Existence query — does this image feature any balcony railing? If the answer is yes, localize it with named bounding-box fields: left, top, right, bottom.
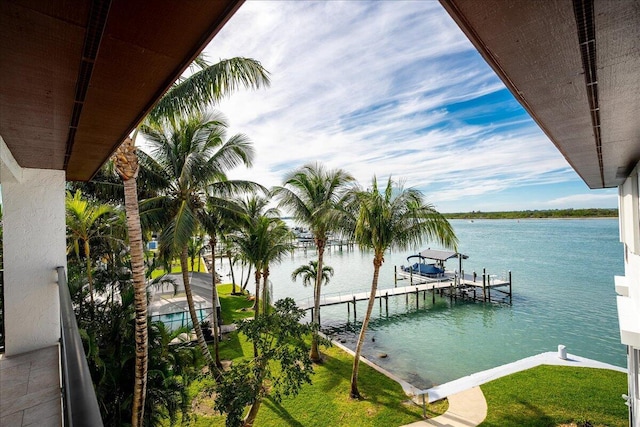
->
left=57, top=266, right=104, bottom=427
left=0, top=269, right=4, bottom=353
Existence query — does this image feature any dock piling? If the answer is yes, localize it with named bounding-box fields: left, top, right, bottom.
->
left=509, top=270, right=513, bottom=305
left=385, top=292, right=389, bottom=316
left=482, top=268, right=487, bottom=302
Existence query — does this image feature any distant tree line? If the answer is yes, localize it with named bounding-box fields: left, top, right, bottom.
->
left=444, top=208, right=618, bottom=219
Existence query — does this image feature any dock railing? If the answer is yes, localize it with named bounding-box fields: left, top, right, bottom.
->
left=57, top=266, right=104, bottom=427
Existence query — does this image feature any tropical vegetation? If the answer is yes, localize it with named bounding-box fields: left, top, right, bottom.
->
left=139, top=108, right=258, bottom=367
left=347, top=177, right=457, bottom=399
left=273, top=163, right=355, bottom=362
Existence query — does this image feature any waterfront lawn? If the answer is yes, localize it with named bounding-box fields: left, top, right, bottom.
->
left=183, top=285, right=446, bottom=426
left=150, top=256, right=207, bottom=278
left=480, top=365, right=628, bottom=427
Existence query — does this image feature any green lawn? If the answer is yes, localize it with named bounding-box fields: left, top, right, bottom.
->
left=182, top=285, right=445, bottom=426
left=150, top=256, right=207, bottom=279
left=480, top=365, right=628, bottom=427
left=172, top=288, right=629, bottom=426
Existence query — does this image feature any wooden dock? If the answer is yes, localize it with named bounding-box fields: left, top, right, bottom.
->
left=293, top=238, right=355, bottom=252
left=298, top=269, right=512, bottom=323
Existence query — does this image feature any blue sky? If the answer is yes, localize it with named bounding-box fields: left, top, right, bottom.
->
left=202, top=1, right=617, bottom=213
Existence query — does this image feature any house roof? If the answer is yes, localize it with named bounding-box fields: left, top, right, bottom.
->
left=440, top=0, right=640, bottom=189
left=0, top=0, right=242, bottom=181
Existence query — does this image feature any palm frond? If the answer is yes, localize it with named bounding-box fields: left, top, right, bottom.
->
left=150, top=57, right=270, bottom=121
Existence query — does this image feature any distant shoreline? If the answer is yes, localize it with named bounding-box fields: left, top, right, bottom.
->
left=443, top=208, right=618, bottom=220
left=446, top=216, right=617, bottom=220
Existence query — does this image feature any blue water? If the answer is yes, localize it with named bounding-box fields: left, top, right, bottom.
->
left=267, top=219, right=625, bottom=388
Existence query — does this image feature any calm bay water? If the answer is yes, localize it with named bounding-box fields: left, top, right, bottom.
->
left=265, top=219, right=625, bottom=389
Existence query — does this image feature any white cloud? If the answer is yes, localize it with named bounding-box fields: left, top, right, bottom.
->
left=185, top=1, right=592, bottom=211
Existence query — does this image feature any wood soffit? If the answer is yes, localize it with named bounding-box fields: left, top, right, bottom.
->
left=0, top=0, right=242, bottom=181
left=440, top=0, right=640, bottom=189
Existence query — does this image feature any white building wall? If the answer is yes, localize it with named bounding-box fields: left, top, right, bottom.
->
left=617, top=164, right=640, bottom=426
left=1, top=162, right=66, bottom=356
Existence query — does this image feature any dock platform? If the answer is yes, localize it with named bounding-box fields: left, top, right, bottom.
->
left=298, top=269, right=512, bottom=323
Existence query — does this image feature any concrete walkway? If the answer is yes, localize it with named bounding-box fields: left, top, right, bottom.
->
left=403, top=386, right=487, bottom=427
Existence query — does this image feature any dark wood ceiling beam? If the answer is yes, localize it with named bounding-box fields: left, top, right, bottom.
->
left=64, top=0, right=112, bottom=170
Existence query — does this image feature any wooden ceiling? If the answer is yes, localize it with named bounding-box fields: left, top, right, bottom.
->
left=0, top=0, right=242, bottom=181
left=441, top=0, right=640, bottom=189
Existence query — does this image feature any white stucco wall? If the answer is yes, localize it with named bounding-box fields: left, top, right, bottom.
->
left=619, top=166, right=640, bottom=305
left=1, top=164, right=66, bottom=356
left=617, top=164, right=640, bottom=426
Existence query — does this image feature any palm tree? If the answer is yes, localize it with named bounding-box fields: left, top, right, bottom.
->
left=65, top=189, right=119, bottom=307
left=291, top=260, right=334, bottom=288
left=257, top=217, right=294, bottom=314
left=201, top=201, right=244, bottom=371
left=111, top=55, right=268, bottom=426
left=113, top=136, right=149, bottom=426
left=230, top=195, right=280, bottom=315
left=231, top=198, right=293, bottom=365
left=272, top=163, right=355, bottom=362
left=140, top=110, right=256, bottom=367
left=349, top=177, right=458, bottom=399
left=187, top=231, right=207, bottom=272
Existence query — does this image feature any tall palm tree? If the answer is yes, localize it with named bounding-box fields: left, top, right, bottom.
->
left=201, top=199, right=247, bottom=370
left=348, top=177, right=458, bottom=399
left=140, top=110, right=256, bottom=366
left=257, top=217, right=294, bottom=314
left=291, top=260, right=334, bottom=288
left=65, top=189, right=119, bottom=306
left=273, top=163, right=355, bottom=362
left=187, top=230, right=207, bottom=272
left=111, top=55, right=268, bottom=426
left=113, top=136, right=149, bottom=426
left=230, top=195, right=284, bottom=317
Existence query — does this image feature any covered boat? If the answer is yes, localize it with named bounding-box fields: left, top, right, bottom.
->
left=402, top=249, right=468, bottom=278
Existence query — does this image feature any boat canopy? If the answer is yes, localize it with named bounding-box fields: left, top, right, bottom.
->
left=410, top=249, right=468, bottom=262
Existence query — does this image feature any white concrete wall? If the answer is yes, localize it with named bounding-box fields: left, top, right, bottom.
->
left=1, top=163, right=66, bottom=356
left=617, top=163, right=640, bottom=426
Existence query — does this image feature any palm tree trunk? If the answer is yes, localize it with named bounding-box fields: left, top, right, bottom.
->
left=350, top=255, right=383, bottom=399
left=252, top=267, right=261, bottom=359
left=85, top=240, right=94, bottom=307
left=227, top=249, right=237, bottom=294
left=253, top=268, right=261, bottom=315
left=243, top=263, right=252, bottom=292
left=114, top=138, right=148, bottom=427
left=180, top=246, right=214, bottom=365
left=261, top=267, right=269, bottom=314
left=123, top=177, right=148, bottom=427
left=209, top=240, right=223, bottom=372
left=310, top=239, right=325, bottom=362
